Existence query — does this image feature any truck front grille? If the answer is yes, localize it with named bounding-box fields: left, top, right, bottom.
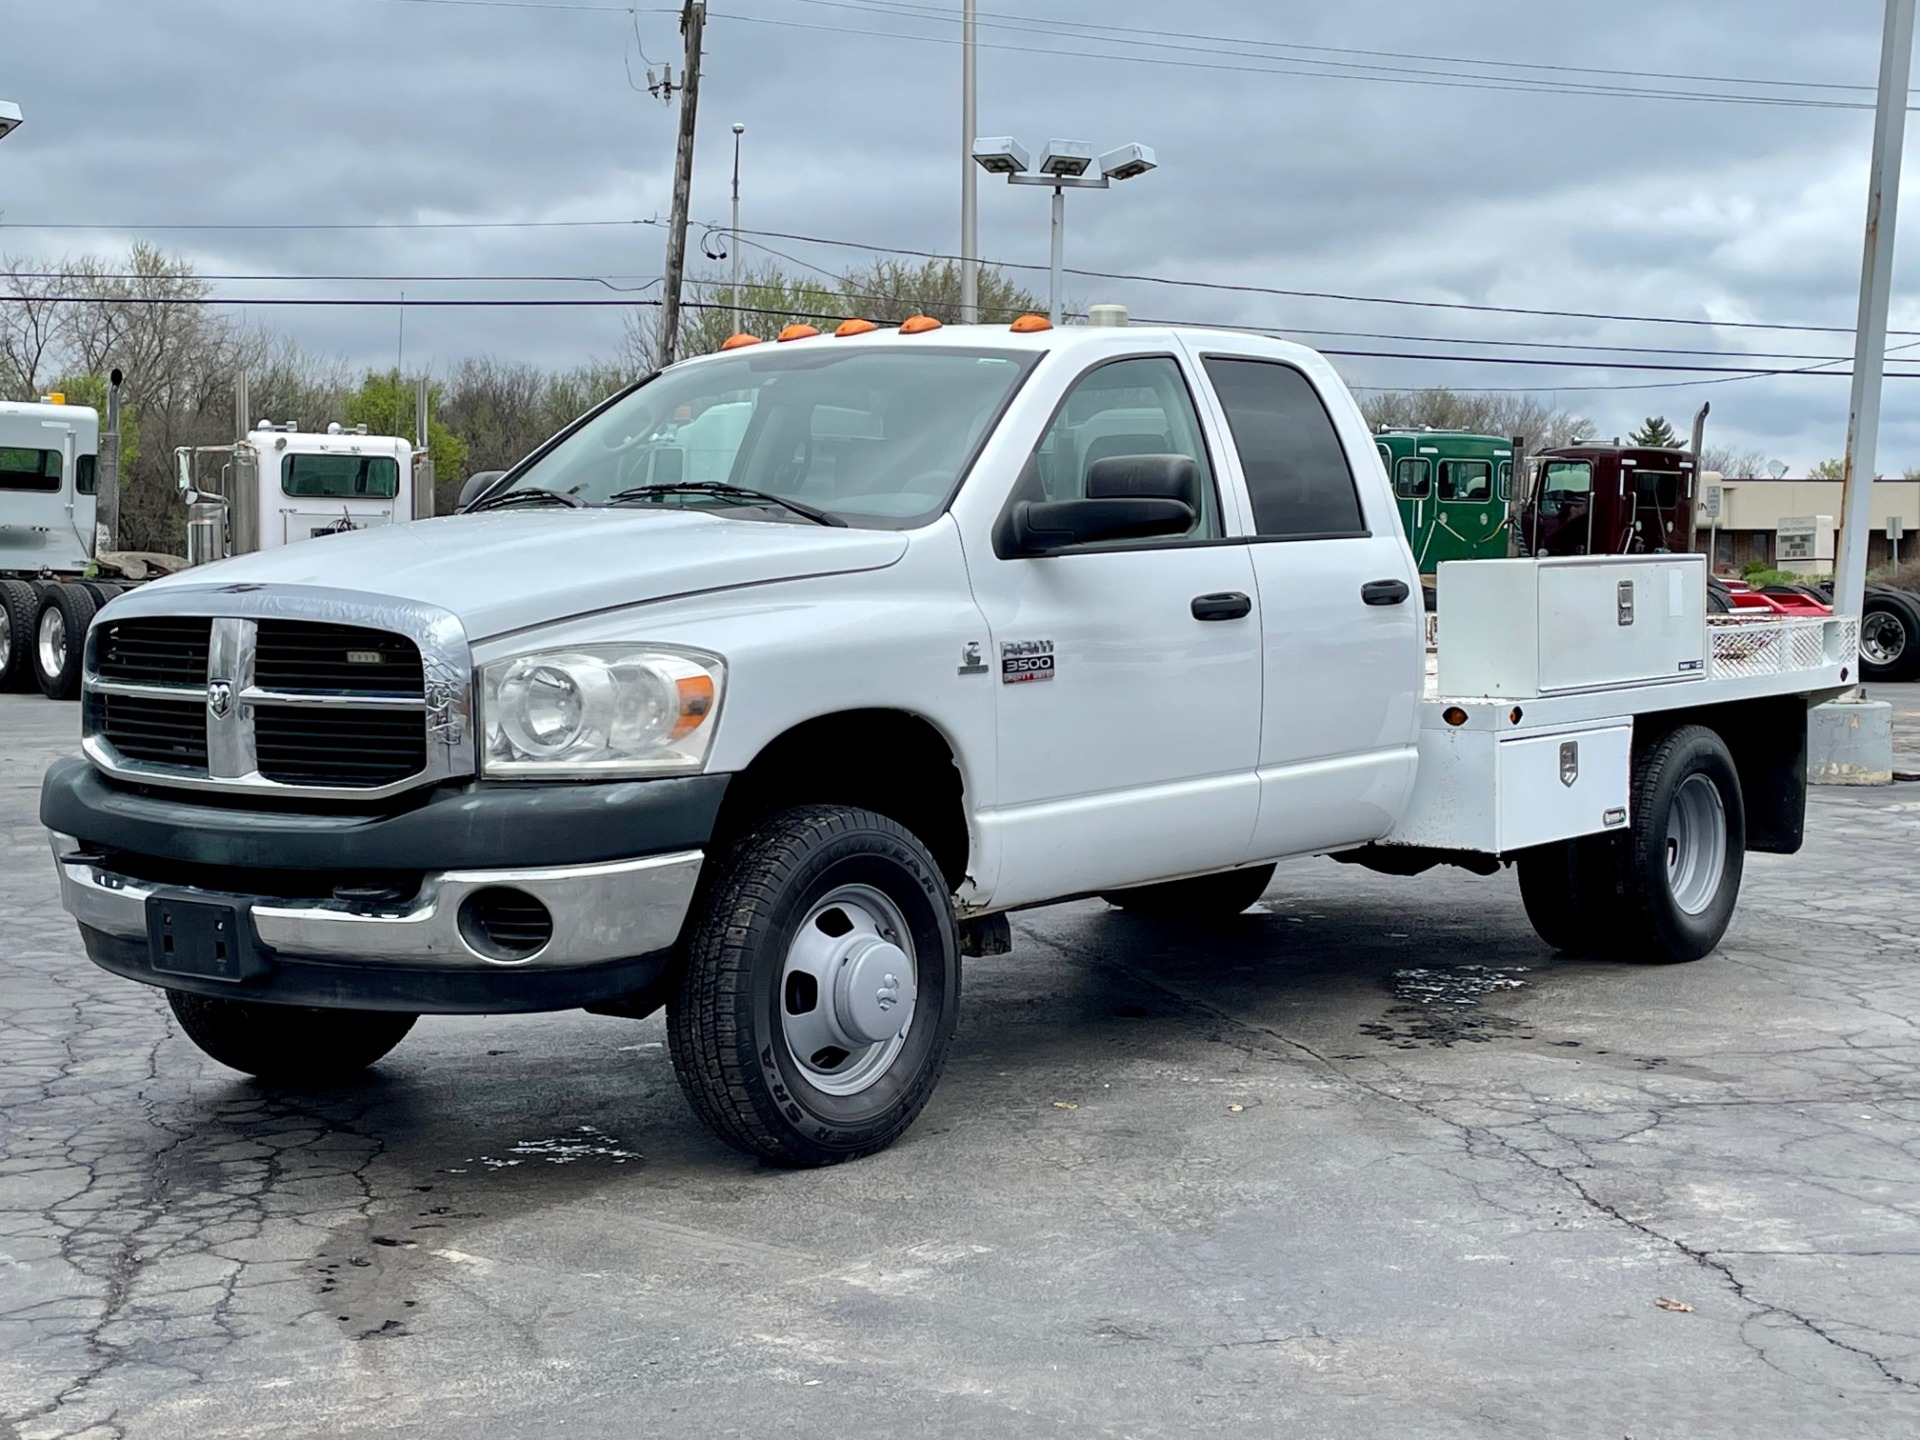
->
left=86, top=613, right=456, bottom=798
left=95, top=693, right=210, bottom=768
left=254, top=621, right=426, bottom=695
left=255, top=706, right=428, bottom=786
left=94, top=617, right=213, bottom=684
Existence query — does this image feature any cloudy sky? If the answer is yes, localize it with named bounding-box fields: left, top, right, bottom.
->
left=3, top=0, right=1919, bottom=471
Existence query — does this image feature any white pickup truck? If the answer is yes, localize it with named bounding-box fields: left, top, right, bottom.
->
left=41, top=316, right=1857, bottom=1166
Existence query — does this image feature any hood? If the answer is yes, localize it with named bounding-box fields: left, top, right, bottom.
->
left=143, top=508, right=909, bottom=638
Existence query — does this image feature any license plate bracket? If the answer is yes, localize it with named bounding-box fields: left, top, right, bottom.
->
left=146, top=895, right=262, bottom=983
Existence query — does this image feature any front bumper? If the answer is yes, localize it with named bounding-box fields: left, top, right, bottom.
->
left=41, top=758, right=729, bottom=1013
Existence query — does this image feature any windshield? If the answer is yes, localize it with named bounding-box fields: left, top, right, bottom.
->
left=284, top=453, right=399, bottom=499
left=1540, top=460, right=1592, bottom=498
left=495, top=346, right=1036, bottom=527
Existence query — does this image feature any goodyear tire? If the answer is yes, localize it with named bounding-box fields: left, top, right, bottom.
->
left=667, top=805, right=960, bottom=1167
left=0, top=578, right=38, bottom=693
left=1102, top=863, right=1276, bottom=918
left=33, top=583, right=95, bottom=700
left=167, top=992, right=416, bottom=1081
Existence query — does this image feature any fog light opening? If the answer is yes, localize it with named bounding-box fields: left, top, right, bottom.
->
left=457, top=887, right=555, bottom=962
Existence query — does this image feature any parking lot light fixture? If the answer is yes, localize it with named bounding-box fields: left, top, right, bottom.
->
left=972, top=134, right=1157, bottom=326
left=0, top=101, right=23, bottom=142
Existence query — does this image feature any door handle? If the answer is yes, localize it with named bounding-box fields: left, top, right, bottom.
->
left=1191, top=591, right=1253, bottom=621
left=1361, top=579, right=1411, bottom=607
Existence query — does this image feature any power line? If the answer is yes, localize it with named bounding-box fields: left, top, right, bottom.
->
left=784, top=0, right=1892, bottom=98
left=710, top=7, right=1890, bottom=112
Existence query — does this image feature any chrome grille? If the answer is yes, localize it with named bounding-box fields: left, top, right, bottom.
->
left=95, top=617, right=213, bottom=684
left=83, top=594, right=471, bottom=802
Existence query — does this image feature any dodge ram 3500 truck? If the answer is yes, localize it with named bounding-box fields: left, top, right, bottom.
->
left=41, top=316, right=1858, bottom=1167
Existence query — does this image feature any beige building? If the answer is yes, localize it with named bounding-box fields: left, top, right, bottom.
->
left=1695, top=477, right=1917, bottom=575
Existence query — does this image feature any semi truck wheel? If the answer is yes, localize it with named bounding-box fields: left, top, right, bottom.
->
left=0, top=579, right=38, bottom=692
left=667, top=805, right=960, bottom=1167
left=167, top=992, right=417, bottom=1081
left=1860, top=589, right=1920, bottom=682
left=1102, top=864, right=1276, bottom=918
left=33, top=583, right=96, bottom=700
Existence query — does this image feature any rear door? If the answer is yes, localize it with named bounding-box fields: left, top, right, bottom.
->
left=1187, top=346, right=1423, bottom=860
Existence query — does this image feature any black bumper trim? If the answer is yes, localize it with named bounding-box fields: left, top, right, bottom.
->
left=80, top=924, right=675, bottom=1015
left=42, top=754, right=729, bottom=873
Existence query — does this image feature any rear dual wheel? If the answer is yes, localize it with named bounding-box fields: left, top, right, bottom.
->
left=0, top=579, right=37, bottom=692
left=1860, top=589, right=1920, bottom=682
left=1518, top=724, right=1744, bottom=963
left=33, top=582, right=96, bottom=700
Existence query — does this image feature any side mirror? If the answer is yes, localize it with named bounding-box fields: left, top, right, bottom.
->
left=1011, top=496, right=1195, bottom=553
left=458, top=470, right=507, bottom=510
left=174, top=448, right=193, bottom=493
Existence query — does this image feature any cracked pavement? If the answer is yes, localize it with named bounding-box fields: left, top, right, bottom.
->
left=4, top=687, right=1919, bottom=1438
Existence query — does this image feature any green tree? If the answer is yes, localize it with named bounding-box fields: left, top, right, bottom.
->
left=1810, top=457, right=1846, bottom=479
left=343, top=369, right=469, bottom=510
left=1629, top=415, right=1681, bottom=448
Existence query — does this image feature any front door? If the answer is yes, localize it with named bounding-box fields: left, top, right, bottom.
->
left=1189, top=351, right=1423, bottom=861
left=964, top=355, right=1263, bottom=908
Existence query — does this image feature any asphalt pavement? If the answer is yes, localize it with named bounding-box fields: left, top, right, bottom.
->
left=4, top=690, right=1919, bottom=1439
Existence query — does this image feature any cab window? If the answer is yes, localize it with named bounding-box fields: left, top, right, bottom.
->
left=1021, top=356, right=1222, bottom=542
left=0, top=446, right=62, bottom=494
left=1438, top=459, right=1492, bottom=502
left=1202, top=358, right=1366, bottom=539
left=282, top=454, right=400, bottom=499
left=1394, top=457, right=1430, bottom=499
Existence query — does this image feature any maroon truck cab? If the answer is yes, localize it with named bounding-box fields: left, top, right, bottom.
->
left=1514, top=443, right=1698, bottom=557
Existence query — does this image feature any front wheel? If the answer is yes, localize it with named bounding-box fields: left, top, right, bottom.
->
left=167, top=991, right=417, bottom=1081
left=667, top=806, right=960, bottom=1167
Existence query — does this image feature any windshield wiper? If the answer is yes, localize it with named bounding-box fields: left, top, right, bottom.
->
left=465, top=486, right=587, bottom=513
left=608, top=482, right=847, bottom=528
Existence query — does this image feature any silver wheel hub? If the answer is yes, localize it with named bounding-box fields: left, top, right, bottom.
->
left=37, top=606, right=67, bottom=678
left=780, top=884, right=918, bottom=1097
left=1862, top=610, right=1907, bottom=664
left=1665, top=772, right=1728, bottom=917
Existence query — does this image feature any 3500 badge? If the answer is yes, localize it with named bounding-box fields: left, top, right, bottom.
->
left=1000, top=639, right=1054, bottom=684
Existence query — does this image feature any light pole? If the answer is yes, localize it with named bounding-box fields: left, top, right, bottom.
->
left=971, top=138, right=1155, bottom=326
left=0, top=100, right=22, bottom=141
left=730, top=122, right=745, bottom=332
left=959, top=0, right=978, bottom=323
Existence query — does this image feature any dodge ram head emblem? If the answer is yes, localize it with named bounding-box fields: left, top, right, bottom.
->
left=206, top=679, right=234, bottom=719
left=1559, top=740, right=1579, bottom=787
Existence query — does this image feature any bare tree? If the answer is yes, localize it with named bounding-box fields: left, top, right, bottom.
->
left=1357, top=387, right=1594, bottom=450
left=0, top=254, right=77, bottom=400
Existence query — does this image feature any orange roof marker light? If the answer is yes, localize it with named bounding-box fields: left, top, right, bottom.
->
left=1009, top=314, right=1053, bottom=333
left=834, top=318, right=879, bottom=337
left=777, top=323, right=821, bottom=342
left=720, top=332, right=762, bottom=350
left=898, top=314, right=943, bottom=334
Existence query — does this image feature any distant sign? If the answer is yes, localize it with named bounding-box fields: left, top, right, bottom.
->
left=1777, top=514, right=1834, bottom=565
left=1890, top=515, right=1905, bottom=542
left=1702, top=483, right=1722, bottom=520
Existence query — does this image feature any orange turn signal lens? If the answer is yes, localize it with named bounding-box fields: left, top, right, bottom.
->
left=899, top=314, right=942, bottom=334
left=1009, top=314, right=1052, bottom=333
left=777, top=323, right=820, bottom=342
left=670, top=674, right=716, bottom=741
left=1442, top=707, right=1469, bottom=728
left=720, top=332, right=762, bottom=350
left=834, top=318, right=879, bottom=336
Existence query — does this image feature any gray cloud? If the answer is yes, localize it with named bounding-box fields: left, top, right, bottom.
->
left=2, top=0, right=1917, bottom=470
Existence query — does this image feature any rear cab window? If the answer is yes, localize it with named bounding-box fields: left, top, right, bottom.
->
left=1199, top=358, right=1367, bottom=539
left=283, top=454, right=400, bottom=499
left=0, top=446, right=63, bottom=494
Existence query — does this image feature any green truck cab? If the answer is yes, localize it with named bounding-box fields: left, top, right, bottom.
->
left=1373, top=429, right=1515, bottom=575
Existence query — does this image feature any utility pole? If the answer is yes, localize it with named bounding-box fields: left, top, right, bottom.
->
left=1835, top=0, right=1916, bottom=617
left=959, top=0, right=979, bottom=323
left=658, top=0, right=706, bottom=368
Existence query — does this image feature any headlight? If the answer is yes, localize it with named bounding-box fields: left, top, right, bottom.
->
left=481, top=646, right=724, bottom=777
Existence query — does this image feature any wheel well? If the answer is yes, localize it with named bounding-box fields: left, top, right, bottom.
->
left=1636, top=696, right=1808, bottom=854
left=714, top=710, right=971, bottom=890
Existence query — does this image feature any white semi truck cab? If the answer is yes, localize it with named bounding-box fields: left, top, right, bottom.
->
left=1, top=391, right=427, bottom=699
left=39, top=318, right=1856, bottom=1166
